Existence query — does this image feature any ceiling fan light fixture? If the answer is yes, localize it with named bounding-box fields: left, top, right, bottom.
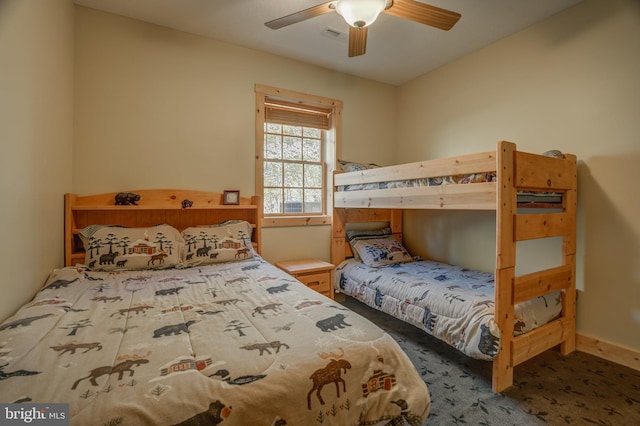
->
left=336, top=0, right=387, bottom=28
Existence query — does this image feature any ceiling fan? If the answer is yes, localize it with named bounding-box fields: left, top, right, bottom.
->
left=265, top=0, right=461, bottom=57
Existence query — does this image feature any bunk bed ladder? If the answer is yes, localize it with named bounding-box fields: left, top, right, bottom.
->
left=493, top=141, right=577, bottom=393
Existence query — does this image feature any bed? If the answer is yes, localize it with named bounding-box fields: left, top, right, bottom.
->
left=0, top=190, right=430, bottom=426
left=332, top=141, right=577, bottom=392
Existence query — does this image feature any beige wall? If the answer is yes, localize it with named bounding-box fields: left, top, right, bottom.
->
left=73, top=7, right=396, bottom=264
left=2, top=0, right=636, bottom=355
left=397, top=0, right=640, bottom=351
left=0, top=0, right=74, bottom=322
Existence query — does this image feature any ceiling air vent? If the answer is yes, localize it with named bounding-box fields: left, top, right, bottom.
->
left=321, top=27, right=348, bottom=43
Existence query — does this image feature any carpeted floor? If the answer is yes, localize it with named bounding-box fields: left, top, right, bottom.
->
left=340, top=296, right=640, bottom=426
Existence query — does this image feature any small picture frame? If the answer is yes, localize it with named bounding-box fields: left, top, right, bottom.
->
left=223, top=190, right=240, bottom=205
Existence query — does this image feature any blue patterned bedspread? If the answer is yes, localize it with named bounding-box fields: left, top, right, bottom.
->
left=335, top=259, right=562, bottom=361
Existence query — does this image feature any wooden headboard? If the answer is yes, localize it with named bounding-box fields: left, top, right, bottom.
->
left=331, top=207, right=403, bottom=267
left=65, top=189, right=262, bottom=267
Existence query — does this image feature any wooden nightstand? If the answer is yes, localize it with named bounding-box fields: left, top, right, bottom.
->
left=275, top=259, right=335, bottom=300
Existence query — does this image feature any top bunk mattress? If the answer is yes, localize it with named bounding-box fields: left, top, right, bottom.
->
left=334, top=147, right=571, bottom=207
left=335, top=259, right=563, bottom=361
left=336, top=170, right=562, bottom=205
left=337, top=170, right=496, bottom=192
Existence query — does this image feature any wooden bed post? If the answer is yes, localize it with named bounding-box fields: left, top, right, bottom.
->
left=251, top=195, right=263, bottom=255
left=64, top=193, right=76, bottom=267
left=390, top=209, right=402, bottom=236
left=493, top=141, right=517, bottom=392
left=560, top=154, right=578, bottom=355
left=332, top=208, right=346, bottom=267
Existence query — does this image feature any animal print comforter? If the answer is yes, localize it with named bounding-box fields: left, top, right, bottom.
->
left=0, top=258, right=429, bottom=425
left=335, top=259, right=563, bottom=361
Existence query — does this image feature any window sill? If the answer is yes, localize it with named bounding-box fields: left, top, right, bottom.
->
left=262, top=215, right=332, bottom=228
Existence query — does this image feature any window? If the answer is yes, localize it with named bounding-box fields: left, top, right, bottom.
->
left=264, top=123, right=323, bottom=215
left=255, top=85, right=342, bottom=227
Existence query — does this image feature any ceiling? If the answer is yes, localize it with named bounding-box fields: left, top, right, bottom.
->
left=74, top=0, right=583, bottom=86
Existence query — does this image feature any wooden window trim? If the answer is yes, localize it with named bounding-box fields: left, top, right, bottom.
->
left=255, top=84, right=342, bottom=228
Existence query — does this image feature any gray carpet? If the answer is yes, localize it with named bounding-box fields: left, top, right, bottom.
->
left=340, top=296, right=640, bottom=426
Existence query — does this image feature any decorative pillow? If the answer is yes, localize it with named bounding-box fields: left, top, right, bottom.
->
left=346, top=227, right=392, bottom=242
left=78, top=224, right=124, bottom=250
left=181, top=221, right=254, bottom=266
left=83, top=224, right=184, bottom=271
left=338, top=159, right=380, bottom=173
left=350, top=236, right=414, bottom=267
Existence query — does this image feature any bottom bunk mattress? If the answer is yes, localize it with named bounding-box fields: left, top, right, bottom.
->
left=335, top=259, right=562, bottom=361
left=0, top=258, right=429, bottom=426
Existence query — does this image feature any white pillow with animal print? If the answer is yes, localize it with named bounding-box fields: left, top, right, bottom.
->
left=181, top=221, right=254, bottom=266
left=350, top=235, right=415, bottom=267
left=83, top=224, right=184, bottom=271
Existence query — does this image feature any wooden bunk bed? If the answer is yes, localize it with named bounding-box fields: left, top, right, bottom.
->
left=331, top=140, right=577, bottom=392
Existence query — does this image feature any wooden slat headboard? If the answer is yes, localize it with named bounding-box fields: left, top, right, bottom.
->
left=64, top=189, right=262, bottom=267
left=331, top=207, right=403, bottom=267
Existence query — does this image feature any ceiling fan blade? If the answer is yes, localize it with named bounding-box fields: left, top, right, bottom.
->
left=348, top=26, right=368, bottom=57
left=384, top=0, right=461, bottom=30
left=265, top=1, right=335, bottom=30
